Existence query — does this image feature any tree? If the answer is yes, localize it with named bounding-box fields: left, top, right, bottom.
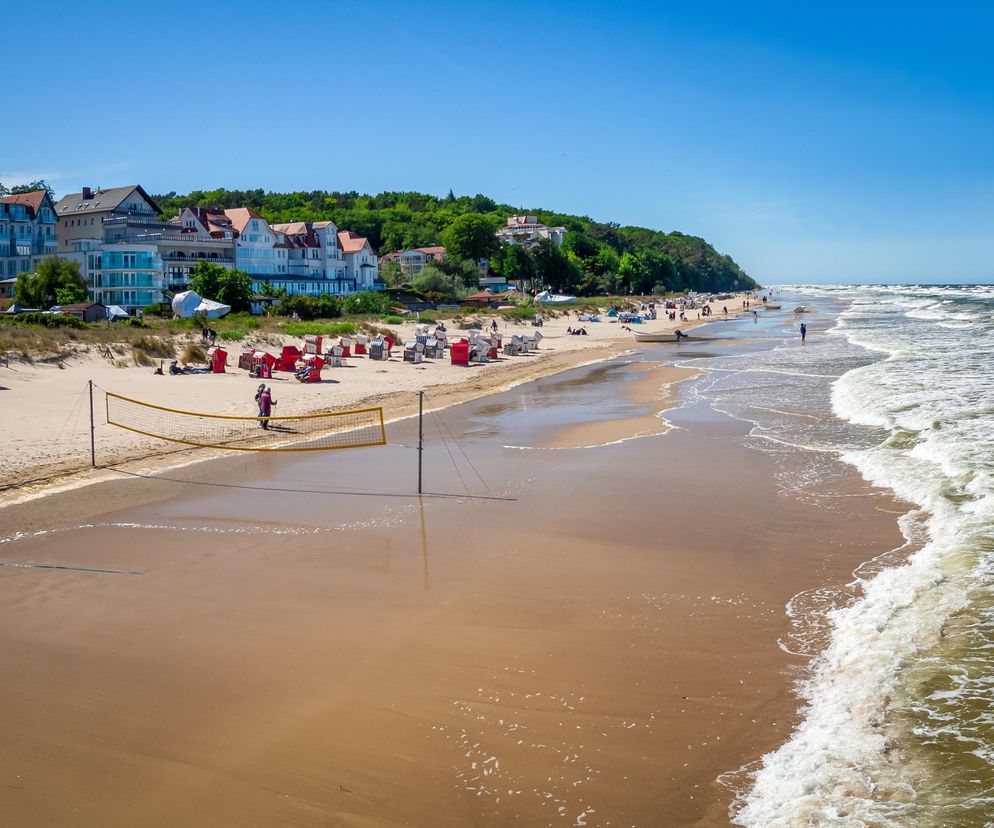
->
left=189, top=260, right=253, bottom=312
left=9, top=179, right=56, bottom=201
left=257, top=280, right=287, bottom=299
left=14, top=257, right=88, bottom=308
left=532, top=240, right=581, bottom=294
left=440, top=213, right=500, bottom=263
left=380, top=260, right=405, bottom=288
left=411, top=265, right=465, bottom=299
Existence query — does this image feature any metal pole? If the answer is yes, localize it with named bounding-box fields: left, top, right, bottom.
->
left=88, top=379, right=96, bottom=467
left=418, top=390, right=424, bottom=494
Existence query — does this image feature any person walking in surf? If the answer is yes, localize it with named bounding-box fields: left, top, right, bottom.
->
left=800, top=322, right=807, bottom=343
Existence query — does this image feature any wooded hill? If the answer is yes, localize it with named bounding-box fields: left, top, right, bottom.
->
left=153, top=189, right=759, bottom=296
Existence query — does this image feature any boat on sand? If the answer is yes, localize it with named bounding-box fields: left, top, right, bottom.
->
left=764, top=303, right=782, bottom=310
left=631, top=330, right=705, bottom=343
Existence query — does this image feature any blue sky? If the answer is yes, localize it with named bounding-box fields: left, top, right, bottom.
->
left=5, top=1, right=993, bottom=284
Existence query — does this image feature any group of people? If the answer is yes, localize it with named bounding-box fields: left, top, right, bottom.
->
left=201, top=325, right=218, bottom=346
left=565, top=326, right=588, bottom=336
left=254, top=384, right=277, bottom=428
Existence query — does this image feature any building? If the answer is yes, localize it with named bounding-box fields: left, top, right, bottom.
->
left=77, top=244, right=165, bottom=311
left=54, top=186, right=161, bottom=253
left=0, top=190, right=59, bottom=278
left=58, top=302, right=107, bottom=323
left=379, top=246, right=447, bottom=279
left=496, top=215, right=567, bottom=248
left=338, top=230, right=382, bottom=291
left=0, top=277, right=16, bottom=300
left=270, top=221, right=352, bottom=295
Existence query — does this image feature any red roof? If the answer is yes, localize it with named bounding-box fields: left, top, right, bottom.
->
left=1, top=190, right=47, bottom=216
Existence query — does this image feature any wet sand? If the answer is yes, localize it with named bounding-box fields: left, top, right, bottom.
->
left=0, top=323, right=906, bottom=826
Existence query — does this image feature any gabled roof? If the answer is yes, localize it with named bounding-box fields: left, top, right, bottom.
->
left=223, top=207, right=266, bottom=234
left=54, top=185, right=160, bottom=216
left=1, top=190, right=50, bottom=216
left=338, top=230, right=375, bottom=255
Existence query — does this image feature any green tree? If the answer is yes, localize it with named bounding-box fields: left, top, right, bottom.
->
left=440, top=213, right=500, bottom=263
left=14, top=257, right=88, bottom=308
left=189, top=260, right=253, bottom=312
left=342, top=291, right=393, bottom=315
left=411, top=265, right=465, bottom=299
left=257, top=280, right=288, bottom=299
left=532, top=240, right=581, bottom=294
left=495, top=244, right=534, bottom=282
left=9, top=179, right=56, bottom=200
left=380, top=260, right=405, bottom=288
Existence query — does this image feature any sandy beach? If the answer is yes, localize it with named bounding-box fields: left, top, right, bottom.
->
left=0, top=301, right=739, bottom=497
left=0, top=301, right=908, bottom=825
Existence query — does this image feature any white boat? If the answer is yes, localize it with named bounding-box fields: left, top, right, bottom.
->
left=793, top=305, right=807, bottom=313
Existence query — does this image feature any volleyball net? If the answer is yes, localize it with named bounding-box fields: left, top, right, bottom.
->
left=105, top=392, right=386, bottom=452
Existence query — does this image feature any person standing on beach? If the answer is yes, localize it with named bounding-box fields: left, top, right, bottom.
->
left=800, top=322, right=807, bottom=343
left=258, top=385, right=276, bottom=429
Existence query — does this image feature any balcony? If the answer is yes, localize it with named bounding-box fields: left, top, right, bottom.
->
left=161, top=252, right=234, bottom=264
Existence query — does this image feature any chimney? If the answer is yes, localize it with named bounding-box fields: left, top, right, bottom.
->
left=82, top=187, right=93, bottom=200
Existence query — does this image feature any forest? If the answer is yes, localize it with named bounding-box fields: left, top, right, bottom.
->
left=153, top=189, right=759, bottom=296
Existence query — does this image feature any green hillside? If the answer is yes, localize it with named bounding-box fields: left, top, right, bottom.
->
left=153, top=189, right=759, bottom=296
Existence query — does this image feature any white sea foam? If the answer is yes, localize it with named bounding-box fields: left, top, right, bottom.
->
left=727, top=284, right=994, bottom=825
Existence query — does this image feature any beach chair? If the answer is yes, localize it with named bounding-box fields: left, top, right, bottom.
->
left=237, top=348, right=256, bottom=371
left=368, top=338, right=387, bottom=361
left=339, top=336, right=353, bottom=358
left=275, top=345, right=303, bottom=372
left=303, top=334, right=323, bottom=355
left=354, top=334, right=368, bottom=355
left=296, top=354, right=324, bottom=382
left=206, top=346, right=227, bottom=373
left=450, top=339, right=470, bottom=366
left=328, top=344, right=344, bottom=368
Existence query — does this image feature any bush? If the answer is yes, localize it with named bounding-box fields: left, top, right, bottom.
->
left=143, top=302, right=172, bottom=317
left=416, top=313, right=436, bottom=324
left=274, top=294, right=343, bottom=320
left=499, top=306, right=536, bottom=320
left=121, top=317, right=151, bottom=329
left=5, top=312, right=85, bottom=329
left=282, top=321, right=358, bottom=337
left=132, top=335, right=175, bottom=358
left=341, top=291, right=392, bottom=315
left=381, top=315, right=404, bottom=325
left=181, top=343, right=206, bottom=364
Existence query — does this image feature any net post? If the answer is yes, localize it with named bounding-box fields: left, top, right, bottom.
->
left=418, top=390, right=424, bottom=494
left=89, top=380, right=96, bottom=467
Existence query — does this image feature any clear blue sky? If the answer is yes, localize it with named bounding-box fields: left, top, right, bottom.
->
left=6, top=1, right=993, bottom=284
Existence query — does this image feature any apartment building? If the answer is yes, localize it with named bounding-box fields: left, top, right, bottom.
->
left=379, top=246, right=447, bottom=279
left=0, top=190, right=59, bottom=278
left=54, top=185, right=161, bottom=252
left=496, top=214, right=567, bottom=248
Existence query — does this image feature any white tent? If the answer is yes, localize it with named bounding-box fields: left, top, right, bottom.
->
left=171, top=290, right=231, bottom=319
left=105, top=305, right=130, bottom=320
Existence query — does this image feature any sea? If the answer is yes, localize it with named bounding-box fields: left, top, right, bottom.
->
left=691, top=285, right=994, bottom=826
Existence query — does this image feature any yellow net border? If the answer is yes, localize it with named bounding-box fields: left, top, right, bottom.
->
left=105, top=391, right=386, bottom=453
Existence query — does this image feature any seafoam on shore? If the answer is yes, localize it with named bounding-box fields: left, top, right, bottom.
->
left=713, top=286, right=994, bottom=826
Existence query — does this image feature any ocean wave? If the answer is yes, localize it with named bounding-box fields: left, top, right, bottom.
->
left=732, top=284, right=994, bottom=825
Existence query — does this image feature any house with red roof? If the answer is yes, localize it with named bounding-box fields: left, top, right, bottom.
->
left=379, top=246, right=447, bottom=279
left=338, top=230, right=382, bottom=291
left=1, top=190, right=59, bottom=278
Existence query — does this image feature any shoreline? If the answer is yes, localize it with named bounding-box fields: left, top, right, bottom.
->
left=1, top=303, right=738, bottom=508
